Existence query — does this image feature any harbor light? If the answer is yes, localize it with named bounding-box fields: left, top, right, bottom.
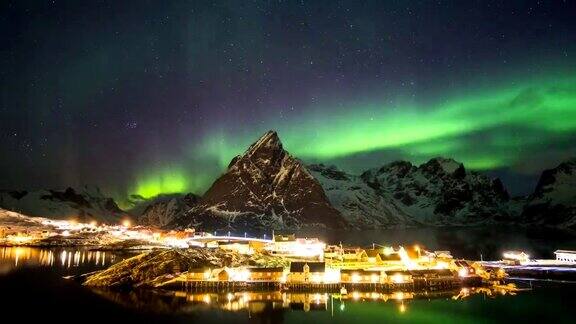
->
left=203, top=269, right=211, bottom=280
left=503, top=251, right=530, bottom=263
left=391, top=273, right=405, bottom=284
left=399, top=303, right=406, bottom=313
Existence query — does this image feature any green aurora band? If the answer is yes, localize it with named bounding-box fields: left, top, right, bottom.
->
left=132, top=74, right=576, bottom=199
left=133, top=167, right=189, bottom=199
left=197, top=75, right=576, bottom=171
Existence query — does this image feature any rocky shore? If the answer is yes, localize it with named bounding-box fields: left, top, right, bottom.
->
left=83, top=248, right=288, bottom=288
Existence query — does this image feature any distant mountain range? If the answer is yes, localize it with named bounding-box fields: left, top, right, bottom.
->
left=0, top=186, right=124, bottom=223
left=1, top=131, right=575, bottom=230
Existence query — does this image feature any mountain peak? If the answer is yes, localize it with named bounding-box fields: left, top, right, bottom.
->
left=171, top=130, right=347, bottom=230
left=421, top=157, right=464, bottom=175
left=245, top=130, right=282, bottom=155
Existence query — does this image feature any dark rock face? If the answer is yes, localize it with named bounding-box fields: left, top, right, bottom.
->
left=361, top=157, right=512, bottom=225
left=171, top=131, right=347, bottom=231
left=41, top=188, right=92, bottom=209
left=6, top=190, right=28, bottom=200
left=522, top=159, right=576, bottom=227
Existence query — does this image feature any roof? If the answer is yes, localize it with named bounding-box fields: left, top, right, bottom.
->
left=409, top=269, right=454, bottom=276
left=380, top=253, right=402, bottom=261
left=365, top=250, right=381, bottom=257
left=385, top=270, right=412, bottom=276
left=554, top=250, right=576, bottom=254
left=248, top=267, right=284, bottom=273
left=188, top=267, right=211, bottom=272
left=341, top=269, right=381, bottom=275
left=289, top=262, right=325, bottom=273
left=274, top=234, right=296, bottom=242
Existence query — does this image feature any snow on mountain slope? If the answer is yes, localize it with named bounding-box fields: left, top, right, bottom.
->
left=522, top=159, right=576, bottom=227
left=308, top=164, right=416, bottom=228
left=0, top=186, right=125, bottom=223
left=134, top=193, right=200, bottom=227
left=360, top=158, right=512, bottom=225
left=171, top=131, right=347, bottom=231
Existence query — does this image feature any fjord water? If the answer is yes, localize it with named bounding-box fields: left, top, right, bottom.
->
left=0, top=227, right=575, bottom=323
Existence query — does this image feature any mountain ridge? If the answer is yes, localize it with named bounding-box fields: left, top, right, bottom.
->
left=1, top=131, right=575, bottom=230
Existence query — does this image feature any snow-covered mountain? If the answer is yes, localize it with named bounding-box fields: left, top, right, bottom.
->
left=309, top=158, right=512, bottom=227
left=522, top=159, right=576, bottom=228
left=170, top=131, right=348, bottom=231
left=358, top=158, right=512, bottom=226
left=135, top=193, right=200, bottom=227
left=0, top=186, right=125, bottom=223
left=308, top=164, right=416, bottom=228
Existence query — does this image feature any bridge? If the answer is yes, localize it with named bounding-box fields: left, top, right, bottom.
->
left=187, top=235, right=274, bottom=244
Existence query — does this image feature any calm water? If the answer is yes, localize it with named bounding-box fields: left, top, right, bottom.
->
left=87, top=284, right=576, bottom=323
left=0, top=227, right=575, bottom=323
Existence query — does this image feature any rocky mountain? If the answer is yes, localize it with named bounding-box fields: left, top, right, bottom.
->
left=171, top=131, right=347, bottom=231
left=522, top=159, right=576, bottom=228
left=135, top=193, right=200, bottom=227
left=0, top=186, right=125, bottom=223
left=309, top=164, right=416, bottom=228
left=358, top=158, right=512, bottom=226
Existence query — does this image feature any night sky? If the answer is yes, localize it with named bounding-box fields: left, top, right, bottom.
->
left=1, top=0, right=575, bottom=205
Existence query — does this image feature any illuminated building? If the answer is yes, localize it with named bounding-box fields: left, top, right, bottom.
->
left=323, top=245, right=342, bottom=259
left=365, top=249, right=384, bottom=264
left=502, top=251, right=530, bottom=264
left=409, top=269, right=455, bottom=281
left=340, top=248, right=367, bottom=262
left=287, top=262, right=325, bottom=283
left=386, top=271, right=413, bottom=284
left=554, top=250, right=576, bottom=263
left=247, top=267, right=284, bottom=282
left=268, top=235, right=325, bottom=258
left=187, top=267, right=213, bottom=281
left=340, top=269, right=384, bottom=284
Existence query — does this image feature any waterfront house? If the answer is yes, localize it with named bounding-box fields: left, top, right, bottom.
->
left=247, top=267, right=284, bottom=282
left=409, top=269, right=455, bottom=281
left=385, top=270, right=413, bottom=284
left=323, top=245, right=342, bottom=259
left=365, top=249, right=384, bottom=264
left=288, top=262, right=325, bottom=283
left=340, top=269, right=385, bottom=283
left=380, top=252, right=404, bottom=268
left=341, top=248, right=367, bottom=262
left=187, top=267, right=211, bottom=281
left=217, top=268, right=231, bottom=281
left=554, top=250, right=576, bottom=263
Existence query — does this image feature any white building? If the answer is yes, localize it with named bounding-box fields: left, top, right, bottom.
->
left=554, top=250, right=576, bottom=263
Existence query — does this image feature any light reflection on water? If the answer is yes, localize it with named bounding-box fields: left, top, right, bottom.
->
left=0, top=247, right=131, bottom=275
left=91, top=287, right=516, bottom=316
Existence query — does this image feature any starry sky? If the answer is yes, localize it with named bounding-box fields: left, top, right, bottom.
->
left=1, top=0, right=575, bottom=205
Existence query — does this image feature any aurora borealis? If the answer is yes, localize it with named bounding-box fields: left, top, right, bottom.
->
left=1, top=0, right=575, bottom=204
